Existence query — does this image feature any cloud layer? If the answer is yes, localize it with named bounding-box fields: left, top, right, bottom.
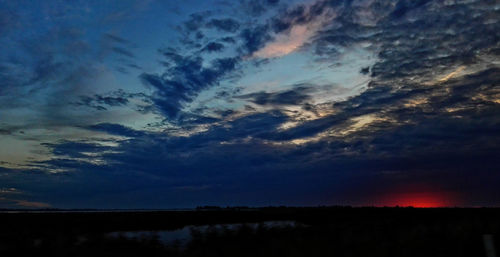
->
left=0, top=0, right=499, bottom=208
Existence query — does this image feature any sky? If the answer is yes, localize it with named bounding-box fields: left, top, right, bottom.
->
left=0, top=0, right=499, bottom=209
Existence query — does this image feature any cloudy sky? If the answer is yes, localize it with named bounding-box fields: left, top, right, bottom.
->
left=0, top=0, right=499, bottom=209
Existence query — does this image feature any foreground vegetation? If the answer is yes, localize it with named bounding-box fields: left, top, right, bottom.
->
left=0, top=207, right=499, bottom=256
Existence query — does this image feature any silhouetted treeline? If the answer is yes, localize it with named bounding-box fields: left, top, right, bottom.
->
left=0, top=207, right=499, bottom=256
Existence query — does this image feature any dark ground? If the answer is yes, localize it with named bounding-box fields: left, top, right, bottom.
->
left=0, top=207, right=499, bottom=257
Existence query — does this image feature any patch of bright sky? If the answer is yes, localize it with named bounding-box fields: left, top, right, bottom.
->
left=189, top=44, right=378, bottom=117
left=0, top=136, right=44, bottom=169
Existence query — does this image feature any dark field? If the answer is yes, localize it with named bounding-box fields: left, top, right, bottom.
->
left=1, top=207, right=499, bottom=257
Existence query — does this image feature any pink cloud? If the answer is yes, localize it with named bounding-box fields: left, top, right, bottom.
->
left=253, top=3, right=335, bottom=58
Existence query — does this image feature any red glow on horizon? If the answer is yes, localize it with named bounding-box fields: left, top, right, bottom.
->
left=372, top=191, right=458, bottom=208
